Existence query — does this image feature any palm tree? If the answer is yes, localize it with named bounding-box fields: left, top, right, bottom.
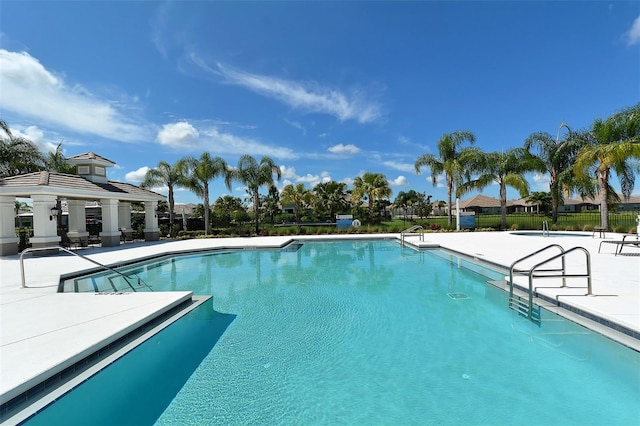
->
left=573, top=104, right=640, bottom=229
left=281, top=183, right=312, bottom=224
left=228, top=155, right=281, bottom=234
left=394, top=189, right=422, bottom=222
left=524, top=125, right=587, bottom=224
left=313, top=180, right=349, bottom=222
left=0, top=118, right=46, bottom=178
left=261, top=185, right=281, bottom=225
left=414, top=130, right=476, bottom=227
left=44, top=142, right=75, bottom=227
left=180, top=153, right=230, bottom=235
left=351, top=172, right=392, bottom=225
left=46, top=143, right=75, bottom=174
left=457, top=148, right=544, bottom=230
left=141, top=160, right=188, bottom=226
left=526, top=191, right=552, bottom=214
left=14, top=200, right=31, bottom=228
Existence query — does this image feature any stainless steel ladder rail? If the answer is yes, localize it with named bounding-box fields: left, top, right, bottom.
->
left=508, top=244, right=592, bottom=323
left=508, top=244, right=565, bottom=322
left=400, top=225, right=424, bottom=246
left=542, top=220, right=550, bottom=237
left=20, top=246, right=153, bottom=292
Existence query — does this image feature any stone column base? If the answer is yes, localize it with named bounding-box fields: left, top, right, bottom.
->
left=100, top=232, right=121, bottom=247
left=0, top=237, right=19, bottom=256
left=29, top=236, right=62, bottom=255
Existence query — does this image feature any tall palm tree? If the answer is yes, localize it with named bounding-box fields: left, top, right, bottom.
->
left=313, top=180, right=348, bottom=222
left=180, top=153, right=230, bottom=235
left=351, top=172, right=392, bottom=225
left=573, top=104, right=640, bottom=229
left=281, top=183, right=312, bottom=224
left=0, top=119, right=46, bottom=178
left=524, top=125, right=587, bottom=224
left=46, top=143, right=75, bottom=174
left=14, top=200, right=31, bottom=228
left=261, top=185, right=281, bottom=225
left=414, top=130, right=475, bottom=227
left=141, top=160, right=188, bottom=226
left=457, top=148, right=544, bottom=230
left=393, top=190, right=421, bottom=223
left=43, top=142, right=75, bottom=227
left=228, top=155, right=281, bottom=234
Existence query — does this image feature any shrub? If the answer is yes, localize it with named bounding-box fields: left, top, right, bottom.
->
left=510, top=223, right=519, bottom=231
left=613, top=225, right=627, bottom=234
left=170, top=224, right=181, bottom=238
left=582, top=225, right=594, bottom=232
left=429, top=223, right=441, bottom=231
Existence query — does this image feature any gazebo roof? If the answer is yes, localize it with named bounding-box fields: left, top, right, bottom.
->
left=66, top=152, right=116, bottom=166
left=0, top=171, right=165, bottom=202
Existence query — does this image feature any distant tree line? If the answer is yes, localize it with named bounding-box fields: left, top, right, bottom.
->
left=2, top=103, right=639, bottom=233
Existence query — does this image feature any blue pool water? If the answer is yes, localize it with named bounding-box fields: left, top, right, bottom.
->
left=29, top=240, right=640, bottom=425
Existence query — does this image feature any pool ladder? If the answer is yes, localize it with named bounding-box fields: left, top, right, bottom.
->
left=507, top=244, right=592, bottom=324
left=20, top=246, right=153, bottom=292
left=542, top=220, right=550, bottom=237
left=400, top=225, right=424, bottom=246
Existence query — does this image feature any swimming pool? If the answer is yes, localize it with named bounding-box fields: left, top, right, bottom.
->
left=22, top=240, right=640, bottom=424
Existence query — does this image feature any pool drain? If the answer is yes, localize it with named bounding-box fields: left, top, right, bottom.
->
left=447, top=293, right=469, bottom=300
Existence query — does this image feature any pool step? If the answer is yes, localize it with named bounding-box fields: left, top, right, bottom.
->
left=509, top=294, right=541, bottom=324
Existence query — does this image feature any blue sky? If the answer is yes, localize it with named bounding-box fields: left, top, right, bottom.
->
left=1, top=1, right=639, bottom=206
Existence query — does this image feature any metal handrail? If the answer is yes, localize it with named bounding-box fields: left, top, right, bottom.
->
left=401, top=225, right=424, bottom=245
left=508, top=244, right=592, bottom=322
left=542, top=220, right=550, bottom=237
left=20, top=246, right=153, bottom=292
left=509, top=244, right=565, bottom=300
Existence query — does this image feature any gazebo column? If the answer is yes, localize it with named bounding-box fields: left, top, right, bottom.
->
left=29, top=194, right=61, bottom=250
left=118, top=202, right=133, bottom=241
left=144, top=201, right=160, bottom=241
left=0, top=196, right=19, bottom=256
left=99, top=198, right=121, bottom=247
left=67, top=199, right=89, bottom=243
left=118, top=202, right=132, bottom=231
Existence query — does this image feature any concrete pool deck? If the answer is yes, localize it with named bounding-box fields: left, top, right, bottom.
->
left=1, top=231, right=639, bottom=409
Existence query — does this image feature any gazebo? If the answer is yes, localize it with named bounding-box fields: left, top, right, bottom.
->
left=0, top=152, right=166, bottom=256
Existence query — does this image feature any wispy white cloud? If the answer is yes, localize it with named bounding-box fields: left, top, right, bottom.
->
left=532, top=172, right=550, bottom=190
left=284, top=118, right=306, bottom=135
left=389, top=175, right=408, bottom=187
left=11, top=125, right=58, bottom=154
left=280, top=165, right=298, bottom=179
left=125, top=166, right=150, bottom=184
left=277, top=165, right=331, bottom=188
left=150, top=2, right=172, bottom=59
left=342, top=177, right=355, bottom=186
left=383, top=160, right=414, bottom=173
left=208, top=61, right=382, bottom=124
left=0, top=49, right=151, bottom=142
left=156, top=120, right=297, bottom=160
left=424, top=174, right=446, bottom=188
left=157, top=121, right=200, bottom=146
left=625, top=15, right=640, bottom=45
left=328, top=143, right=361, bottom=155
